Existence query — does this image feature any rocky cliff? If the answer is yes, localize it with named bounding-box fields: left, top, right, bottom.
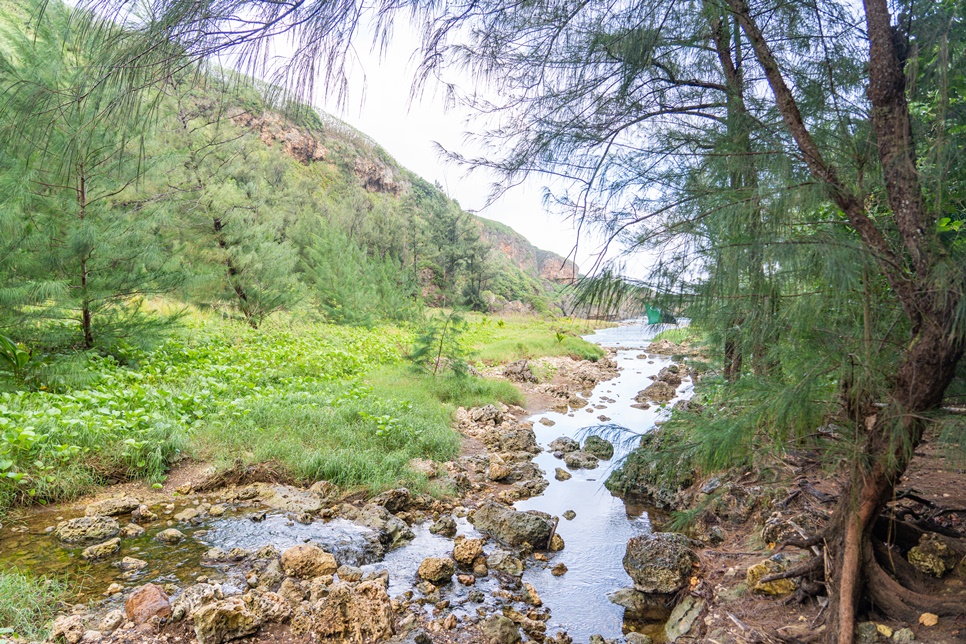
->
left=479, top=218, right=579, bottom=285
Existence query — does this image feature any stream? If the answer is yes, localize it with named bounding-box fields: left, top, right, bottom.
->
left=0, top=320, right=690, bottom=642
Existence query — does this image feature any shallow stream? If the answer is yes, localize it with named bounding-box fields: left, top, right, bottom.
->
left=0, top=320, right=689, bottom=642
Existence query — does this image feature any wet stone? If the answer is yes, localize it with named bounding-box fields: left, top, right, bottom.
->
left=55, top=516, right=120, bottom=545
left=562, top=510, right=576, bottom=520
left=85, top=496, right=141, bottom=517
left=81, top=537, right=120, bottom=560
left=563, top=450, right=599, bottom=470
left=430, top=515, right=457, bottom=537
left=155, top=528, right=185, bottom=544
left=554, top=468, right=572, bottom=481
left=125, top=583, right=172, bottom=625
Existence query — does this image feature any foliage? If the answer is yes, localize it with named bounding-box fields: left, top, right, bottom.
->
left=409, top=312, right=472, bottom=377
left=0, top=570, right=68, bottom=640
left=462, top=314, right=607, bottom=363
left=0, top=336, right=30, bottom=384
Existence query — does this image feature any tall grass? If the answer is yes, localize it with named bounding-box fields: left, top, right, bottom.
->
left=462, top=314, right=607, bottom=363
left=0, top=571, right=68, bottom=640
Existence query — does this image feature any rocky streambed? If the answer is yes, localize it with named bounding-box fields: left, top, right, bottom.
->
left=2, top=321, right=703, bottom=644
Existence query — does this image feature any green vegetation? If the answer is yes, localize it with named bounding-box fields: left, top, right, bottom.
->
left=649, top=327, right=694, bottom=345
left=0, top=570, right=67, bottom=639
left=462, top=315, right=606, bottom=363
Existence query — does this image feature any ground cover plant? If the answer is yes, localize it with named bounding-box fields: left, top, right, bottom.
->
left=461, top=314, right=607, bottom=364
left=0, top=570, right=67, bottom=640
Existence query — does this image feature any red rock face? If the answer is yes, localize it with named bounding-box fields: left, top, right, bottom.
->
left=230, top=111, right=327, bottom=165
left=125, top=583, right=172, bottom=625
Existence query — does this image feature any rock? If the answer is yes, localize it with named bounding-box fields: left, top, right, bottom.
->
left=277, top=578, right=306, bottom=605
left=457, top=574, right=476, bottom=585
left=635, top=381, right=676, bottom=403
left=498, top=428, right=540, bottom=453
left=418, top=557, right=456, bottom=583
left=523, top=582, right=542, bottom=606
left=453, top=536, right=485, bottom=565
left=583, top=435, right=614, bottom=460
left=125, top=584, right=172, bottom=625
left=746, top=555, right=797, bottom=596
left=539, top=418, right=556, bottom=427
left=489, top=461, right=513, bottom=481
left=664, top=596, right=705, bottom=642
left=893, top=627, right=915, bottom=641
left=504, top=360, right=537, bottom=383
left=116, top=556, right=148, bottom=571
left=356, top=503, right=415, bottom=547
left=549, top=534, right=565, bottom=551
left=480, top=614, right=522, bottom=644
left=208, top=504, right=227, bottom=517
left=99, top=610, right=125, bottom=633
left=51, top=615, right=85, bottom=644
left=250, top=592, right=292, bottom=623
left=626, top=634, right=653, bottom=644
left=82, top=537, right=120, bottom=560
left=174, top=507, right=202, bottom=523
left=551, top=563, right=568, bottom=576
left=172, top=583, right=224, bottom=621
left=192, top=597, right=261, bottom=644
left=908, top=533, right=957, bottom=578
left=877, top=624, right=894, bottom=638
left=120, top=523, right=144, bottom=538
left=563, top=510, right=576, bottom=520
left=85, top=496, right=140, bottom=517
left=470, top=501, right=554, bottom=548
left=655, top=366, right=683, bottom=387
left=430, top=515, right=457, bottom=537
left=155, top=528, right=185, bottom=544
left=487, top=549, right=524, bottom=576
left=409, top=458, right=438, bottom=479
left=623, top=533, right=698, bottom=594
left=257, top=483, right=323, bottom=514
left=564, top=450, right=599, bottom=470
left=554, top=468, right=572, bottom=481
left=548, top=437, right=579, bottom=453
left=281, top=544, right=337, bottom=579
left=607, top=588, right=672, bottom=622
left=54, top=516, right=120, bottom=544
left=313, top=580, right=394, bottom=642
left=132, top=504, right=158, bottom=524
left=918, top=613, right=938, bottom=627
left=370, top=488, right=412, bottom=513
left=309, top=479, right=337, bottom=498
left=855, top=622, right=879, bottom=644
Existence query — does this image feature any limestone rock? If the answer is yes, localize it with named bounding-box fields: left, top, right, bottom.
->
left=549, top=534, right=565, bottom=551
left=429, top=515, right=457, bottom=537
left=99, top=610, right=124, bottom=633
left=174, top=507, right=202, bottom=523
left=313, top=580, right=394, bottom=642
left=746, top=555, right=796, bottom=596
left=504, top=360, right=537, bottom=383
left=249, top=591, right=292, bottom=623
left=408, top=458, right=438, bottom=479
left=548, top=437, right=579, bottom=453
left=417, top=557, right=456, bottom=583
left=120, top=523, right=144, bottom=538
left=480, top=615, right=522, bottom=644
left=623, top=533, right=698, bottom=594
left=606, top=588, right=672, bottom=622
left=132, top=505, right=158, bottom=524
left=256, top=483, right=323, bottom=514
left=82, top=537, right=120, bottom=560
left=192, top=597, right=261, bottom=644
left=664, top=596, right=705, bottom=642
left=155, top=528, right=185, bottom=544
left=486, top=549, right=524, bottom=576
left=125, top=584, right=172, bottom=625
left=116, top=556, right=148, bottom=571
left=635, top=381, right=676, bottom=403
left=281, top=544, right=337, bottom=579
left=54, top=516, right=120, bottom=544
left=453, top=536, right=485, bottom=565
left=85, top=496, right=140, bottom=517
left=583, top=435, right=615, bottom=460
left=172, top=583, right=224, bottom=621
left=370, top=488, right=411, bottom=513
left=356, top=503, right=415, bottom=547
left=564, top=450, right=599, bottom=470
left=470, top=501, right=554, bottom=548
left=51, top=615, right=85, bottom=644
left=908, top=533, right=957, bottom=578
left=555, top=468, right=572, bottom=481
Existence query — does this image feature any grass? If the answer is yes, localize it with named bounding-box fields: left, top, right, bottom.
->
left=0, top=570, right=67, bottom=639
left=462, top=313, right=608, bottom=363
left=651, top=326, right=695, bottom=344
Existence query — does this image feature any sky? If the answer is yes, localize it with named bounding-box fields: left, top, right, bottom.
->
left=309, top=24, right=623, bottom=276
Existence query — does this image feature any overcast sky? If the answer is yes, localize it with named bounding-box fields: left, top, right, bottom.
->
left=311, top=24, right=629, bottom=276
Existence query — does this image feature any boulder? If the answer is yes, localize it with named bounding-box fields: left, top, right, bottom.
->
left=115, top=556, right=148, bottom=571
left=470, top=404, right=504, bottom=426
left=356, top=503, right=415, bottom=547
left=250, top=592, right=292, bottom=623
left=172, top=583, right=224, bottom=621
left=192, top=597, right=261, bottom=644
left=370, top=488, right=411, bottom=513
left=607, top=588, right=672, bottom=622
left=664, top=596, right=705, bottom=642
left=155, top=528, right=186, bottom=544
left=555, top=468, right=572, bottom=481
left=623, top=533, right=698, bottom=594
left=256, top=483, right=323, bottom=514
left=125, top=583, right=172, bottom=625
left=908, top=533, right=957, bottom=578
left=417, top=557, right=456, bottom=583
left=564, top=450, right=599, bottom=470
left=470, top=501, right=554, bottom=548
left=480, top=614, right=522, bottom=644
left=655, top=366, right=683, bottom=387
left=54, top=516, right=119, bottom=544
left=504, top=360, right=537, bottom=383
left=313, top=580, right=394, bottom=642
left=635, top=381, right=677, bottom=403
left=99, top=610, right=124, bottom=633
left=50, top=615, right=85, bottom=644
left=453, top=536, right=485, bottom=565
left=583, top=435, right=615, bottom=460
left=174, top=507, right=202, bottom=523
left=486, top=549, right=524, bottom=576
left=81, top=537, right=120, bottom=560
left=429, top=515, right=457, bottom=537
left=132, top=505, right=158, bottom=524
left=746, top=555, right=797, bottom=596
left=281, top=544, right=337, bottom=579
left=548, top=437, right=579, bottom=453
left=85, top=496, right=140, bottom=517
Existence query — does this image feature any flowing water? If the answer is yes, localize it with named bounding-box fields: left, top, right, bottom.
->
left=516, top=321, right=691, bottom=641
left=0, top=320, right=689, bottom=642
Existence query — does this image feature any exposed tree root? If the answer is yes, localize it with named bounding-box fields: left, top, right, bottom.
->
left=863, top=541, right=966, bottom=622
left=759, top=556, right=824, bottom=584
